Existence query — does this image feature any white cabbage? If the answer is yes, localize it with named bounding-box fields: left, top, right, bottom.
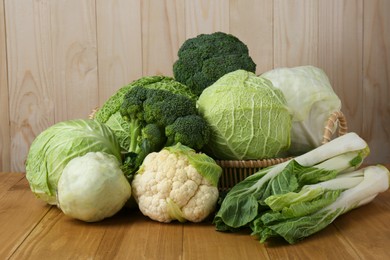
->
left=262, top=66, right=341, bottom=155
left=57, top=152, right=131, bottom=222
left=25, top=119, right=122, bottom=205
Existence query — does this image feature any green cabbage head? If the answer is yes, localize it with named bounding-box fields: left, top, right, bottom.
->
left=25, top=119, right=122, bottom=205
left=197, top=70, right=292, bottom=160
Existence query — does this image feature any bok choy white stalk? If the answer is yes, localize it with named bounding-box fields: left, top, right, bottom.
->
left=214, top=133, right=389, bottom=243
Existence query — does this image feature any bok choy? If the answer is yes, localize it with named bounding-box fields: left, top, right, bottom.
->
left=252, top=165, right=389, bottom=243
left=214, top=132, right=389, bottom=243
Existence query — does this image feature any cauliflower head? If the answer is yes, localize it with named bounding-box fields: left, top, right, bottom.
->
left=132, top=143, right=222, bottom=223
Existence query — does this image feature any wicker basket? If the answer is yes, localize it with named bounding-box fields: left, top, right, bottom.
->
left=215, top=111, right=348, bottom=192
left=89, top=108, right=347, bottom=192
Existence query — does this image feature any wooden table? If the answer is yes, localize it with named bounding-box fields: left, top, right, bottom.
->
left=1, top=166, right=390, bottom=260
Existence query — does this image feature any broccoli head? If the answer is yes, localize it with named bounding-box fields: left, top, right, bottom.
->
left=121, top=86, right=197, bottom=127
left=173, top=31, right=257, bottom=96
left=120, top=86, right=209, bottom=177
left=94, top=75, right=196, bottom=153
left=139, top=124, right=166, bottom=153
left=95, top=76, right=167, bottom=123
left=143, top=92, right=197, bottom=127
left=165, top=115, right=210, bottom=151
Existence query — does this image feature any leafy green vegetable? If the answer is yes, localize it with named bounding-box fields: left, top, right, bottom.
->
left=25, top=119, right=122, bottom=205
left=261, top=66, right=342, bottom=155
left=252, top=165, right=389, bottom=244
left=197, top=69, right=292, bottom=160
left=214, top=132, right=372, bottom=241
left=173, top=32, right=256, bottom=96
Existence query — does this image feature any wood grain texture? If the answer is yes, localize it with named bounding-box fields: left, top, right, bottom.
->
left=264, top=224, right=360, bottom=259
left=229, top=0, right=274, bottom=74
left=274, top=0, right=319, bottom=67
left=332, top=191, right=390, bottom=259
left=318, top=0, right=364, bottom=139
left=0, top=0, right=389, bottom=171
left=0, top=175, right=51, bottom=259
left=0, top=0, right=10, bottom=172
left=1, top=170, right=390, bottom=259
left=50, top=0, right=98, bottom=121
left=96, top=0, right=143, bottom=104
left=11, top=207, right=183, bottom=260
left=185, top=0, right=229, bottom=38
left=183, top=222, right=269, bottom=259
left=362, top=0, right=390, bottom=164
left=5, top=0, right=56, bottom=172
left=142, top=0, right=185, bottom=76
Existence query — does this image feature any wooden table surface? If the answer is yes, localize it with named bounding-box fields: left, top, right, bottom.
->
left=1, top=166, right=390, bottom=260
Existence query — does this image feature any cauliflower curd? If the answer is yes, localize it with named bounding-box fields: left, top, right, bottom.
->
left=132, top=143, right=222, bottom=223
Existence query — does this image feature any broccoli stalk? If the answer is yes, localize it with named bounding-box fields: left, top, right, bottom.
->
left=128, top=118, right=143, bottom=154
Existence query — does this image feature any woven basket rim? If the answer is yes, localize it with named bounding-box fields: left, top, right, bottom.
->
left=215, top=110, right=348, bottom=167
left=89, top=108, right=348, bottom=169
left=215, top=157, right=293, bottom=168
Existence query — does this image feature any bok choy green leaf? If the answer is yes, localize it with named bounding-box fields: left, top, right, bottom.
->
left=214, top=133, right=389, bottom=243
left=251, top=165, right=389, bottom=243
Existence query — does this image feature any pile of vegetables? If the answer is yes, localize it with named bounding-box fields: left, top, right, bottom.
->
left=25, top=31, right=389, bottom=245
left=93, top=75, right=209, bottom=177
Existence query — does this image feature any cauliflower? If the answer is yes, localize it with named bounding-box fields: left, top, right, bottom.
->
left=57, top=152, right=132, bottom=222
left=132, top=143, right=222, bottom=223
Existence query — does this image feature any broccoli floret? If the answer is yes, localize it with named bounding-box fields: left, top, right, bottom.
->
left=173, top=32, right=257, bottom=96
left=143, top=90, right=197, bottom=127
left=121, top=86, right=197, bottom=126
left=139, top=124, right=166, bottom=156
left=165, top=115, right=210, bottom=151
left=120, top=86, right=208, bottom=176
left=95, top=76, right=166, bottom=123
left=94, top=75, right=196, bottom=153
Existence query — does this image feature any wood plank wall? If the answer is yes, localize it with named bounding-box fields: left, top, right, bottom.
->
left=0, top=0, right=389, bottom=172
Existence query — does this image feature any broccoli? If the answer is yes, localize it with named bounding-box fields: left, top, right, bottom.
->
left=165, top=115, right=210, bottom=150
left=119, top=86, right=210, bottom=177
left=173, top=31, right=257, bottom=96
left=94, top=75, right=196, bottom=153
left=122, top=123, right=166, bottom=179
left=95, top=76, right=167, bottom=124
